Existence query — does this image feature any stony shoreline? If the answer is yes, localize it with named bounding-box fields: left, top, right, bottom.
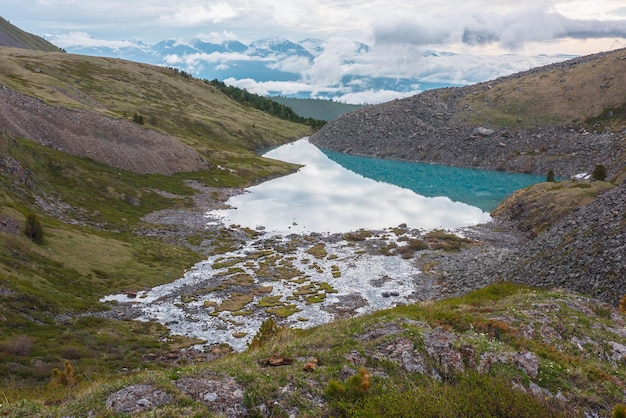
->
left=134, top=173, right=625, bottom=311
left=102, top=181, right=532, bottom=327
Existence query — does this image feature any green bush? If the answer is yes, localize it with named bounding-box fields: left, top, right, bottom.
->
left=248, top=317, right=280, bottom=349
left=331, top=373, right=571, bottom=417
left=592, top=164, right=607, bottom=181
left=23, top=212, right=44, bottom=244
left=613, top=404, right=626, bottom=418
left=132, top=113, right=145, bottom=124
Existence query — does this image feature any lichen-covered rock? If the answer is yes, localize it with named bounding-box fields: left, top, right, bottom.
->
left=175, top=375, right=247, bottom=417
left=106, top=384, right=173, bottom=414
left=423, top=327, right=465, bottom=375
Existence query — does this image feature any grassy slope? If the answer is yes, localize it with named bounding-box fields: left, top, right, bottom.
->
left=453, top=49, right=626, bottom=129
left=0, top=130, right=263, bottom=389
left=0, top=48, right=311, bottom=158
left=491, top=180, right=617, bottom=237
left=3, top=283, right=625, bottom=417
left=0, top=47, right=311, bottom=391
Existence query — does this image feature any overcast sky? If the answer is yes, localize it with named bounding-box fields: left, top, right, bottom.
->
left=4, top=1, right=626, bottom=103
left=6, top=0, right=626, bottom=53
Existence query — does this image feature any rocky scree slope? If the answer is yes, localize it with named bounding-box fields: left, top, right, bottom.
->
left=0, top=87, right=208, bottom=175
left=499, top=180, right=626, bottom=305
left=420, top=179, right=626, bottom=306
left=0, top=47, right=311, bottom=176
left=311, top=48, right=626, bottom=179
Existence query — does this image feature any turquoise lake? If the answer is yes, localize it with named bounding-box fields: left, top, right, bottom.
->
left=321, top=148, right=545, bottom=212
left=207, top=138, right=544, bottom=234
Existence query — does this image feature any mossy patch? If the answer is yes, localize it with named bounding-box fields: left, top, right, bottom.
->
left=257, top=295, right=284, bottom=308
left=224, top=273, right=255, bottom=287
left=306, top=243, right=328, bottom=259
left=343, top=229, right=373, bottom=241
left=252, top=286, right=273, bottom=295
left=424, top=230, right=476, bottom=252
left=212, top=257, right=245, bottom=270
left=215, top=293, right=254, bottom=312
left=266, top=304, right=301, bottom=318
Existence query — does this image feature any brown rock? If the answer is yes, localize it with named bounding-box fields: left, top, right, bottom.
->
left=303, top=362, right=317, bottom=372
left=258, top=353, right=293, bottom=367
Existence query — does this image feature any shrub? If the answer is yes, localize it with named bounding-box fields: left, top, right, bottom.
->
left=546, top=170, right=555, bottom=182
left=332, top=372, right=571, bottom=417
left=619, top=295, right=626, bottom=314
left=0, top=335, right=34, bottom=356
left=248, top=317, right=280, bottom=349
left=132, top=113, right=145, bottom=124
left=345, top=367, right=371, bottom=397
left=23, top=212, right=44, bottom=244
left=325, top=379, right=347, bottom=399
left=592, top=164, right=607, bottom=181
left=395, top=246, right=415, bottom=259
left=325, top=368, right=371, bottom=401
left=50, top=361, right=76, bottom=387
left=407, top=238, right=429, bottom=251
left=613, top=404, right=626, bottom=418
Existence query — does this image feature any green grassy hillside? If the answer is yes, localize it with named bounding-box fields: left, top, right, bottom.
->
left=1, top=28, right=625, bottom=418
left=0, top=44, right=313, bottom=396
left=0, top=48, right=311, bottom=161
left=453, top=50, right=626, bottom=129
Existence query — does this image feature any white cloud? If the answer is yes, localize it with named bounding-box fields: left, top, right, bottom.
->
left=160, top=2, right=238, bottom=25
left=373, top=8, right=626, bottom=52
left=301, top=37, right=367, bottom=86
left=48, top=31, right=135, bottom=48
left=223, top=78, right=317, bottom=96
left=165, top=51, right=254, bottom=65
left=267, top=55, right=312, bottom=74
left=332, top=89, right=421, bottom=105
left=195, top=30, right=240, bottom=43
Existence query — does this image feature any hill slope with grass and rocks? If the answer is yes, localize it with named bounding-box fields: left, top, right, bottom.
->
left=311, top=47, right=626, bottom=307
left=311, top=48, right=626, bottom=180
left=1, top=21, right=626, bottom=418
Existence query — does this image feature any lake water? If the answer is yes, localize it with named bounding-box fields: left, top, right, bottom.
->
left=103, top=138, right=545, bottom=350
left=210, top=137, right=539, bottom=234
left=322, top=148, right=547, bottom=212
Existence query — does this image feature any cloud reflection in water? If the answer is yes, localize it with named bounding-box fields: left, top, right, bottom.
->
left=208, top=138, right=491, bottom=234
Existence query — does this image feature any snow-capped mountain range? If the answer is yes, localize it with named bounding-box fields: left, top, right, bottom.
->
left=48, top=35, right=574, bottom=104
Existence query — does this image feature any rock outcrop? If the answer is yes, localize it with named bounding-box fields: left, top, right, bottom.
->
left=501, top=180, right=626, bottom=304
left=311, top=49, right=626, bottom=180
left=0, top=87, right=208, bottom=175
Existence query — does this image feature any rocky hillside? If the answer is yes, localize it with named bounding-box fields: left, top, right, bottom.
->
left=0, top=17, right=62, bottom=52
left=0, top=47, right=311, bottom=175
left=311, top=48, right=626, bottom=180
left=498, top=180, right=626, bottom=304
left=0, top=87, right=208, bottom=175
left=311, top=48, right=626, bottom=307
left=1, top=23, right=626, bottom=418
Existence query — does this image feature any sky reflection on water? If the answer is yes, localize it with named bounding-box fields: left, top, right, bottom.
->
left=208, top=138, right=491, bottom=234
